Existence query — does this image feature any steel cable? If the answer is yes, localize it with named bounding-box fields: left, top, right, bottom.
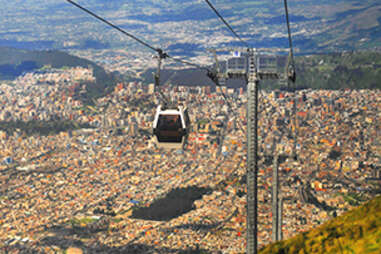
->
left=66, top=0, right=213, bottom=73
left=284, top=0, right=296, bottom=83
left=203, top=0, right=250, bottom=48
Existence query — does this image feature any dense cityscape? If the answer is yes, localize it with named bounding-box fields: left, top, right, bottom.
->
left=0, top=67, right=379, bottom=253
left=0, top=0, right=381, bottom=253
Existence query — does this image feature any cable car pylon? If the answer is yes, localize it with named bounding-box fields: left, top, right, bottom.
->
left=246, top=48, right=259, bottom=253
left=203, top=0, right=296, bottom=251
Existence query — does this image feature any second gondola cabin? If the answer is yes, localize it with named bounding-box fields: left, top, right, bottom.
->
left=153, top=105, right=190, bottom=149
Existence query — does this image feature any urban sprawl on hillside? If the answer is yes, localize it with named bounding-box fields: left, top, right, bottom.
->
left=0, top=67, right=380, bottom=253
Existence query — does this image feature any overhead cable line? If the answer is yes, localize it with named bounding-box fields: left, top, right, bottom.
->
left=66, top=0, right=211, bottom=72
left=67, top=0, right=245, bottom=136
left=283, top=0, right=298, bottom=160
left=203, top=0, right=250, bottom=48
left=66, top=0, right=237, bottom=98
left=66, top=0, right=158, bottom=53
left=284, top=0, right=294, bottom=60
left=284, top=0, right=296, bottom=83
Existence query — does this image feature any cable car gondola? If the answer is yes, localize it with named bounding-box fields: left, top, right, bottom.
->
left=153, top=105, right=189, bottom=149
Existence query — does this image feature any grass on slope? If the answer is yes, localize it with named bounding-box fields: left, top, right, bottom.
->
left=259, top=195, right=381, bottom=254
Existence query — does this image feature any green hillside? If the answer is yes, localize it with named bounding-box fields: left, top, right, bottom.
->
left=0, top=47, right=119, bottom=103
left=259, top=195, right=381, bottom=254
left=294, top=51, right=381, bottom=89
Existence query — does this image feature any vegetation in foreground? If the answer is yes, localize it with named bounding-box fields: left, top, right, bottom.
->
left=259, top=195, right=381, bottom=254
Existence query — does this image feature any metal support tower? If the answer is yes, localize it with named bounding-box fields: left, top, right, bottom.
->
left=292, top=95, right=297, bottom=160
left=246, top=48, right=259, bottom=254
left=272, top=154, right=279, bottom=242
left=103, top=106, right=107, bottom=132
left=278, top=195, right=283, bottom=240
left=211, top=47, right=283, bottom=254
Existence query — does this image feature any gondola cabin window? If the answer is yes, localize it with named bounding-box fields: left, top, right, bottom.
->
left=156, top=114, right=183, bottom=142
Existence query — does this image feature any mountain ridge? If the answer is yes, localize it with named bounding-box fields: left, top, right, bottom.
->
left=0, top=1, right=381, bottom=52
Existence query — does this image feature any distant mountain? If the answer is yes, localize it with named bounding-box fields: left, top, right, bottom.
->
left=0, top=0, right=381, bottom=53
left=259, top=195, right=381, bottom=254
